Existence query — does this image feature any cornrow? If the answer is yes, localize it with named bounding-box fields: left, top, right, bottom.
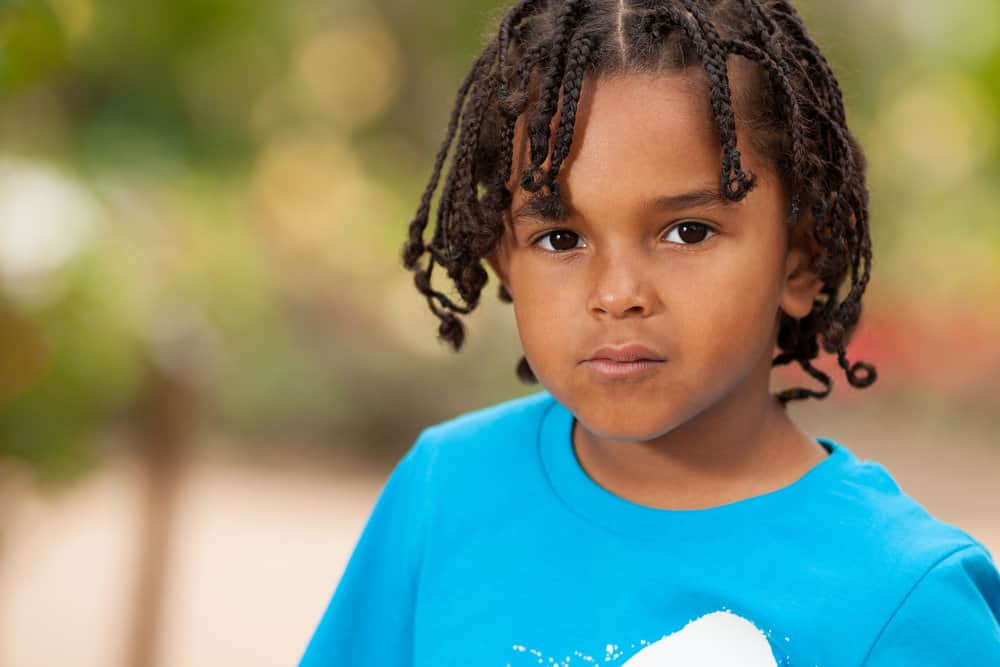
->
left=401, top=0, right=877, bottom=404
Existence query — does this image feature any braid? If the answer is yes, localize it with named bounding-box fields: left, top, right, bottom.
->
left=401, top=0, right=877, bottom=402
left=402, top=46, right=496, bottom=271
left=674, top=0, right=755, bottom=199
left=772, top=309, right=833, bottom=404
left=497, top=43, right=546, bottom=192
left=498, top=0, right=547, bottom=75
left=404, top=41, right=500, bottom=349
left=536, top=32, right=596, bottom=220
left=522, top=0, right=590, bottom=195
left=770, top=0, right=847, bottom=126
left=721, top=37, right=806, bottom=212
left=496, top=29, right=550, bottom=306
left=738, top=0, right=781, bottom=57
left=494, top=0, right=550, bottom=203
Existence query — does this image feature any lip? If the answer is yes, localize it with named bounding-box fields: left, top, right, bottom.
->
left=585, top=343, right=666, bottom=363
left=582, top=343, right=666, bottom=380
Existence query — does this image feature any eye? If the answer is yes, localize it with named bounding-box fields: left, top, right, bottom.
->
left=664, top=221, right=717, bottom=245
left=534, top=230, right=586, bottom=253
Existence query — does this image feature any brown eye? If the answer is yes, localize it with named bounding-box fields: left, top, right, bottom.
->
left=665, top=221, right=716, bottom=245
left=535, top=230, right=585, bottom=252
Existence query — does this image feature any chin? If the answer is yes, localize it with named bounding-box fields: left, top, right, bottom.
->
left=582, top=419, right=677, bottom=444
left=573, top=400, right=685, bottom=443
left=540, top=376, right=701, bottom=442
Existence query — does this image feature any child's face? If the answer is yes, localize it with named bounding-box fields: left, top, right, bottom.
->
left=487, top=71, right=823, bottom=442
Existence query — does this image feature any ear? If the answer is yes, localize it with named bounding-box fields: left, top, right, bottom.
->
left=780, top=209, right=825, bottom=320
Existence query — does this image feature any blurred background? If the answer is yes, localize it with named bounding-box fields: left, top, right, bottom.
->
left=0, top=0, right=997, bottom=664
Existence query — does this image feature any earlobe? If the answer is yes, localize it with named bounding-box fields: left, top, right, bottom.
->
left=781, top=246, right=824, bottom=319
left=780, top=196, right=829, bottom=320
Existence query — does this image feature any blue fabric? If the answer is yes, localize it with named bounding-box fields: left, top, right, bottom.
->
left=299, top=390, right=1000, bottom=666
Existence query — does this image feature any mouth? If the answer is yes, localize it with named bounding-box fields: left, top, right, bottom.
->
left=584, top=358, right=664, bottom=378
left=585, top=343, right=666, bottom=364
left=582, top=343, right=666, bottom=380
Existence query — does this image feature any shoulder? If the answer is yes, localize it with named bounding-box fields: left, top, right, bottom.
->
left=822, top=443, right=989, bottom=566
left=814, top=442, right=999, bottom=647
left=418, top=389, right=556, bottom=446
left=362, top=391, right=557, bottom=542
left=408, top=389, right=556, bottom=466
left=398, top=389, right=557, bottom=489
left=386, top=390, right=559, bottom=543
left=775, top=439, right=1000, bottom=660
left=859, top=541, right=1000, bottom=664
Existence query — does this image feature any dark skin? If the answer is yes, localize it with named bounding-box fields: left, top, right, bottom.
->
left=487, top=70, right=830, bottom=510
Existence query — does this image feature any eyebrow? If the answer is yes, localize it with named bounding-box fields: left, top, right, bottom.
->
left=511, top=184, right=735, bottom=225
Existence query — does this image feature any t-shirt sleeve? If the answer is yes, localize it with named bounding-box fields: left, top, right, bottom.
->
left=862, top=543, right=1000, bottom=665
left=298, top=431, right=431, bottom=666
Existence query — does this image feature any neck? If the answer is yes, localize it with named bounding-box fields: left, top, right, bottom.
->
left=571, top=355, right=829, bottom=510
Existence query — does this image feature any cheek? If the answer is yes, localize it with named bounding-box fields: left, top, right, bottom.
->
left=511, top=282, right=575, bottom=363
left=677, top=250, right=785, bottom=362
left=508, top=257, right=581, bottom=368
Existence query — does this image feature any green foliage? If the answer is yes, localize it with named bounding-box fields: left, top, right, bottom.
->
left=0, top=251, right=141, bottom=482
left=0, top=0, right=68, bottom=93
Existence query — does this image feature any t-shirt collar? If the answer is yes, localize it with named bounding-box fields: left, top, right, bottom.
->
left=537, top=392, right=857, bottom=537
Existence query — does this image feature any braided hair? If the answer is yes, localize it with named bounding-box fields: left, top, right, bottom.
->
left=400, top=0, right=877, bottom=405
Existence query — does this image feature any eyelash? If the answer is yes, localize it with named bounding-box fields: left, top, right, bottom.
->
left=531, top=221, right=718, bottom=253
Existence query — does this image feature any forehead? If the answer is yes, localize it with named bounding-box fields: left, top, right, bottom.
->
left=508, top=70, right=757, bottom=214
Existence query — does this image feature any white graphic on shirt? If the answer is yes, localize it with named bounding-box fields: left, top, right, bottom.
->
left=621, top=611, right=777, bottom=666
left=509, top=610, right=780, bottom=667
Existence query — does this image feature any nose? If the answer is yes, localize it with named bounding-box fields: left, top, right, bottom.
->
left=587, top=255, right=654, bottom=319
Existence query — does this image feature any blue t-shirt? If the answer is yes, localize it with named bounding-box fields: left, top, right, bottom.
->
left=300, top=390, right=1000, bottom=665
